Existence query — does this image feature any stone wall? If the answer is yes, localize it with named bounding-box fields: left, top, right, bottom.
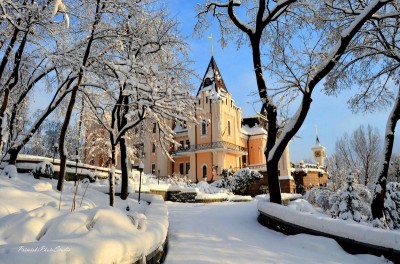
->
left=258, top=210, right=399, bottom=262
left=168, top=191, right=197, bottom=203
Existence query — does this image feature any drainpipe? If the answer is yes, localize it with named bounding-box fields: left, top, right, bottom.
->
left=195, top=101, right=198, bottom=183
left=210, top=94, right=213, bottom=182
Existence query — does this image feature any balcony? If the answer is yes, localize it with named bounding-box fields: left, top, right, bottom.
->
left=172, top=141, right=247, bottom=155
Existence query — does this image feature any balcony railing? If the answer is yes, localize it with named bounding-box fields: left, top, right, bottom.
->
left=172, top=141, right=247, bottom=154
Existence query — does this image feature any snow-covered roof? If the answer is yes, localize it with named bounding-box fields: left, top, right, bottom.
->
left=241, top=124, right=267, bottom=136
left=173, top=123, right=187, bottom=133
left=196, top=56, right=228, bottom=96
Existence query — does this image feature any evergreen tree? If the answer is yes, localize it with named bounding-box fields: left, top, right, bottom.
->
left=330, top=173, right=369, bottom=222
left=383, top=182, right=400, bottom=230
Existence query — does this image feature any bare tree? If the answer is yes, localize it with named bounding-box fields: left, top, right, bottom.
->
left=324, top=1, right=400, bottom=220
left=81, top=3, right=196, bottom=205
left=334, top=125, right=381, bottom=187
left=0, top=0, right=71, bottom=163
left=196, top=0, right=394, bottom=204
left=388, top=154, right=400, bottom=182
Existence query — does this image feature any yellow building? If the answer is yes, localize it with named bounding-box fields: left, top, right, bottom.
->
left=143, top=56, right=292, bottom=183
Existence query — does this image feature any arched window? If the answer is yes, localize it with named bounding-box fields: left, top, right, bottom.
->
left=201, top=119, right=207, bottom=135
left=202, top=165, right=207, bottom=179
left=228, top=121, right=231, bottom=136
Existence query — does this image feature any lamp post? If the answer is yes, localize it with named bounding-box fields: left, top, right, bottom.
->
left=138, top=161, right=144, bottom=204
left=52, top=143, right=58, bottom=180
left=52, top=143, right=59, bottom=164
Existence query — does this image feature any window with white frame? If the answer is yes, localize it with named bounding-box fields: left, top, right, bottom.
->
left=202, top=164, right=207, bottom=178
left=201, top=119, right=207, bottom=135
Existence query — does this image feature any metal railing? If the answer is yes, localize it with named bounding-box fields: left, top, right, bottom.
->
left=173, top=141, right=247, bottom=154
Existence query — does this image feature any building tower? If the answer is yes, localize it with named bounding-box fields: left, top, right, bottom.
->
left=311, top=134, right=326, bottom=167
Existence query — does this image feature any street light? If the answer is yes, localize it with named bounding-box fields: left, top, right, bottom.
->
left=52, top=143, right=58, bottom=180
left=52, top=143, right=59, bottom=164
left=138, top=161, right=144, bottom=204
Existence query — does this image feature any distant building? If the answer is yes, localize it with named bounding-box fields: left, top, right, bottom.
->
left=141, top=56, right=292, bottom=184
left=85, top=56, right=328, bottom=194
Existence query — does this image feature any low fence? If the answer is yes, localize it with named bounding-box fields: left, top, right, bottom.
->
left=0, top=154, right=121, bottom=180
left=258, top=202, right=400, bottom=262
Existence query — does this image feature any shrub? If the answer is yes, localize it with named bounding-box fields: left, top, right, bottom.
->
left=330, top=174, right=371, bottom=222
left=212, top=168, right=262, bottom=194
left=32, top=161, right=54, bottom=179
left=1, top=165, right=18, bottom=178
left=305, top=187, right=334, bottom=211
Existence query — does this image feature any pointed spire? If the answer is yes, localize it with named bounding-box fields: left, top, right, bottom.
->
left=315, top=125, right=320, bottom=145
left=208, top=34, right=214, bottom=56
left=196, top=56, right=228, bottom=96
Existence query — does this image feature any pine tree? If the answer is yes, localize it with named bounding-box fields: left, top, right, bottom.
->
left=383, top=182, right=400, bottom=230
left=330, top=173, right=367, bottom=222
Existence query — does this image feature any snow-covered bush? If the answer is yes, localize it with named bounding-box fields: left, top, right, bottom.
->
left=168, top=174, right=194, bottom=187
left=197, top=180, right=227, bottom=194
left=330, top=173, right=371, bottom=222
left=212, top=168, right=262, bottom=194
left=305, top=187, right=334, bottom=211
left=85, top=170, right=97, bottom=182
left=1, top=165, right=18, bottom=179
left=383, top=182, right=400, bottom=230
left=32, top=161, right=54, bottom=179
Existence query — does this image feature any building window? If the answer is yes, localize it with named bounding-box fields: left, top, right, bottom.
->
left=152, top=123, right=156, bottom=133
left=202, top=165, right=207, bottom=179
left=151, top=163, right=156, bottom=174
left=228, top=121, right=231, bottom=136
left=186, top=139, right=190, bottom=149
left=179, top=163, right=184, bottom=175
left=201, top=119, right=207, bottom=135
left=186, top=162, right=190, bottom=174
left=152, top=143, right=156, bottom=153
left=180, top=140, right=184, bottom=150
left=204, top=77, right=212, bottom=86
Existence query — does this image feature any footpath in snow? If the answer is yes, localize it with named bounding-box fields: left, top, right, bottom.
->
left=165, top=200, right=389, bottom=264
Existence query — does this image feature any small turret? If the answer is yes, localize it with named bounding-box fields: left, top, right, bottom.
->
left=312, top=135, right=326, bottom=167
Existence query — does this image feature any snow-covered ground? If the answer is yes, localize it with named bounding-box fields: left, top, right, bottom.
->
left=0, top=167, right=396, bottom=264
left=165, top=200, right=390, bottom=264
left=0, top=169, right=168, bottom=264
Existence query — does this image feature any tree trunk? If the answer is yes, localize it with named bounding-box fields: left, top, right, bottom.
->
left=8, top=148, right=19, bottom=165
left=0, top=88, right=10, bottom=151
left=119, top=137, right=129, bottom=200
left=250, top=37, right=282, bottom=204
left=57, top=86, right=79, bottom=191
left=109, top=144, right=116, bottom=207
left=57, top=0, right=103, bottom=191
left=371, top=88, right=400, bottom=220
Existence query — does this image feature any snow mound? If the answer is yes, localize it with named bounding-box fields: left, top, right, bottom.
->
left=287, top=199, right=317, bottom=214
left=1, top=165, right=18, bottom=178
left=0, top=206, right=61, bottom=244
left=196, top=181, right=226, bottom=194
left=31, top=182, right=53, bottom=192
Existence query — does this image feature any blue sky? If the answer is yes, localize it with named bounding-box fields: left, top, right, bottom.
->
left=28, top=1, right=399, bottom=163
left=168, top=0, right=400, bottom=163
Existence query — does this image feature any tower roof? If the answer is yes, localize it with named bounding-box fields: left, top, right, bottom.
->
left=196, top=56, right=228, bottom=97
